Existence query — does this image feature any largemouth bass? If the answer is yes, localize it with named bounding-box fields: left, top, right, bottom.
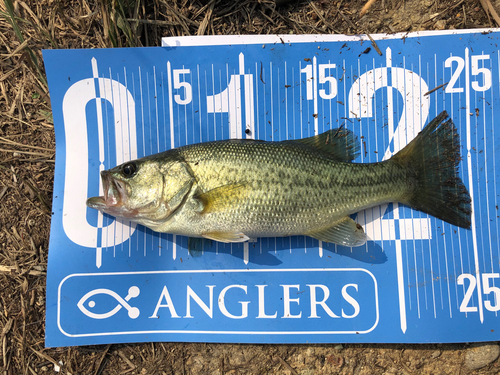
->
left=86, top=111, right=471, bottom=247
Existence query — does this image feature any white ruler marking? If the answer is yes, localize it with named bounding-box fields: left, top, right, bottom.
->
left=167, top=61, right=177, bottom=260
left=465, top=48, right=483, bottom=323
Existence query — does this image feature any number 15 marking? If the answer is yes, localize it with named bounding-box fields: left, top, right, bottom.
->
left=301, top=62, right=337, bottom=100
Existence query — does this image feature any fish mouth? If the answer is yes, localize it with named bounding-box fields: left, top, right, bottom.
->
left=86, top=171, right=128, bottom=214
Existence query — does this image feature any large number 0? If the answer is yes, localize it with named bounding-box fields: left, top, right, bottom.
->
left=173, top=69, right=192, bottom=105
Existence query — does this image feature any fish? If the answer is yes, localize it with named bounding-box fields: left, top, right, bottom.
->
left=86, top=111, right=471, bottom=247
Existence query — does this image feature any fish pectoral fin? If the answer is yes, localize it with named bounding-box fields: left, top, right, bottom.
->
left=307, top=217, right=367, bottom=247
left=194, top=182, right=248, bottom=214
left=202, top=231, right=250, bottom=243
left=287, top=127, right=360, bottom=162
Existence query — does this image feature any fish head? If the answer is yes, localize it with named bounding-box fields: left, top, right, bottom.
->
left=86, top=159, right=167, bottom=220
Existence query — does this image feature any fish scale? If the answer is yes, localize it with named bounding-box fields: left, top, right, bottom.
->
left=178, top=141, right=408, bottom=238
left=87, top=111, right=471, bottom=246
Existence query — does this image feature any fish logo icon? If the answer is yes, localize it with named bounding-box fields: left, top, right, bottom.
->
left=77, top=286, right=140, bottom=319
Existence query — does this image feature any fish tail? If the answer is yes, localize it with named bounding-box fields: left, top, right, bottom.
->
left=393, top=111, right=471, bottom=228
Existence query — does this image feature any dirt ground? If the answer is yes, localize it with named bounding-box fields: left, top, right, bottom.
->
left=0, top=0, right=499, bottom=374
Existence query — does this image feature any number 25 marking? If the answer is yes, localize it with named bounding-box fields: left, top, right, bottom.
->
left=458, top=273, right=500, bottom=313
left=445, top=54, right=492, bottom=93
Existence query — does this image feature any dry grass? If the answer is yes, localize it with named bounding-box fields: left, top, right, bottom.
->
left=0, top=0, right=495, bottom=374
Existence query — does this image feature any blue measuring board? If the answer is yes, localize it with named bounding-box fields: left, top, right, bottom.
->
left=43, top=30, right=500, bottom=347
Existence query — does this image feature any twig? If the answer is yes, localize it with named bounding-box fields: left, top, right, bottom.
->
left=1, top=319, right=13, bottom=339
left=0, top=148, right=53, bottom=157
left=0, top=136, right=54, bottom=152
left=0, top=265, right=46, bottom=276
left=365, top=33, right=383, bottom=55
left=309, top=1, right=335, bottom=32
left=0, top=65, right=21, bottom=82
left=3, top=0, right=48, bottom=89
left=197, top=0, right=215, bottom=35
left=95, top=344, right=112, bottom=375
left=0, top=186, right=7, bottom=201
left=337, top=8, right=382, bottom=55
left=30, top=348, right=60, bottom=369
left=360, top=0, right=377, bottom=17
left=1, top=38, right=31, bottom=59
left=275, top=356, right=298, bottom=375
left=125, top=18, right=183, bottom=26
left=479, top=0, right=500, bottom=26
left=424, top=82, right=448, bottom=96
left=117, top=350, right=136, bottom=372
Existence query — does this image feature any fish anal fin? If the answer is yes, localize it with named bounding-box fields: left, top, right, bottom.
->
left=202, top=231, right=250, bottom=243
left=194, top=182, right=248, bottom=214
left=288, top=127, right=360, bottom=162
left=307, top=217, right=366, bottom=247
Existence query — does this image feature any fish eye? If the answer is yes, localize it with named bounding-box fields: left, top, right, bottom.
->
left=121, top=162, right=137, bottom=178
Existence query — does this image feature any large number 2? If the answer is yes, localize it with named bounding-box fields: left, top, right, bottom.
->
left=457, top=273, right=478, bottom=312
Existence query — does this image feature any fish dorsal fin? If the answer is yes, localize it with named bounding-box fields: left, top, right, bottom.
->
left=194, top=182, right=249, bottom=214
left=289, top=127, right=360, bottom=162
left=307, top=217, right=366, bottom=247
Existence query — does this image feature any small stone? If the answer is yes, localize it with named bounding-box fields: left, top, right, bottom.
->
left=465, top=343, right=500, bottom=370
left=434, top=19, right=446, bottom=30
left=359, top=366, right=374, bottom=375
left=334, top=344, right=343, bottom=350
left=304, top=347, right=315, bottom=365
left=431, top=350, right=441, bottom=359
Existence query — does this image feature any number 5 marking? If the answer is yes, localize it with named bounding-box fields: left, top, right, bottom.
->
left=471, top=55, right=492, bottom=92
left=173, top=68, right=192, bottom=105
left=318, top=63, right=337, bottom=100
